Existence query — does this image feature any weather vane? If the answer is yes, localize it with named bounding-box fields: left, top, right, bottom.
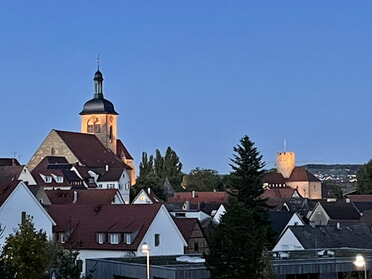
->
left=97, top=53, right=100, bottom=70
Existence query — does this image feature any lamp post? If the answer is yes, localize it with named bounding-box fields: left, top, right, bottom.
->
left=141, top=242, right=150, bottom=279
left=354, top=254, right=367, bottom=279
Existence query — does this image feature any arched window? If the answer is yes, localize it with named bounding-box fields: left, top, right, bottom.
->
left=87, top=117, right=101, bottom=133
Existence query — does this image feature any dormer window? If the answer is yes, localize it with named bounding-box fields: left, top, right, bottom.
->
left=52, top=174, right=64, bottom=183
left=40, top=174, right=52, bottom=183
left=96, top=233, right=106, bottom=244
left=109, top=233, right=120, bottom=244
left=124, top=233, right=132, bottom=245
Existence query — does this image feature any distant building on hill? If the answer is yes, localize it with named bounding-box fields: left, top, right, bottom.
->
left=262, top=151, right=322, bottom=199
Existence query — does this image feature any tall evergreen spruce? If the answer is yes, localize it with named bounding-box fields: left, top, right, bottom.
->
left=206, top=135, right=274, bottom=279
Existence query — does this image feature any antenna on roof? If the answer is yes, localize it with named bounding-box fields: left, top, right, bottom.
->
left=97, top=53, right=100, bottom=70
left=283, top=139, right=287, bottom=152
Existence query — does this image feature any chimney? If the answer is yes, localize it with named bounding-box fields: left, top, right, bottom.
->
left=147, top=188, right=151, bottom=194
left=192, top=191, right=195, bottom=198
left=73, top=191, right=78, bottom=203
left=105, top=164, right=109, bottom=172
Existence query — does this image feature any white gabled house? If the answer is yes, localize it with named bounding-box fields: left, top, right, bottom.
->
left=0, top=180, right=56, bottom=247
left=47, top=203, right=187, bottom=272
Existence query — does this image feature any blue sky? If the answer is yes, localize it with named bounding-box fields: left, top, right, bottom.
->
left=1, top=1, right=372, bottom=174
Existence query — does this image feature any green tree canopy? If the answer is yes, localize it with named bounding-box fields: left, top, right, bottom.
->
left=0, top=215, right=49, bottom=279
left=229, top=135, right=266, bottom=208
left=135, top=147, right=183, bottom=199
left=181, top=167, right=224, bottom=191
left=205, top=135, right=274, bottom=279
left=356, top=159, right=372, bottom=194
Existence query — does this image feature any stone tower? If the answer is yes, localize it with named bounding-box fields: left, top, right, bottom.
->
left=276, top=152, right=295, bottom=179
left=80, top=69, right=118, bottom=154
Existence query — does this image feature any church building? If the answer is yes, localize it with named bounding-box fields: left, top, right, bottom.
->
left=28, top=67, right=136, bottom=202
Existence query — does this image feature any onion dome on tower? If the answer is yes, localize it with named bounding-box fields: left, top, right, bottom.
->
left=80, top=70, right=118, bottom=115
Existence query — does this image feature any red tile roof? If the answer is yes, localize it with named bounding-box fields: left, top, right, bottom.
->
left=262, top=172, right=286, bottom=185
left=0, top=158, right=20, bottom=166
left=55, top=130, right=130, bottom=170
left=117, top=139, right=133, bottom=160
left=261, top=187, right=298, bottom=200
left=168, top=191, right=229, bottom=204
left=45, top=189, right=120, bottom=205
left=0, top=165, right=24, bottom=182
left=287, top=167, right=320, bottom=182
left=0, top=180, right=19, bottom=206
left=47, top=203, right=162, bottom=251
left=346, top=195, right=372, bottom=202
left=173, top=218, right=202, bottom=241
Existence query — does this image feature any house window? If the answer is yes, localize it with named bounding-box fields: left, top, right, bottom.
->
left=96, top=233, right=106, bottom=244
left=175, top=213, right=186, bottom=217
left=155, top=234, right=160, bottom=247
left=194, top=241, right=199, bottom=252
left=52, top=174, right=64, bottom=183
left=124, top=233, right=132, bottom=244
left=87, top=117, right=101, bottom=133
left=109, top=233, right=121, bottom=244
left=98, top=184, right=103, bottom=188
left=40, top=174, right=52, bottom=183
left=60, top=233, right=66, bottom=243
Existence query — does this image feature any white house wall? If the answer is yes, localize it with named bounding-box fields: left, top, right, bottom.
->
left=140, top=206, right=186, bottom=256
left=19, top=166, right=37, bottom=185
left=0, top=182, right=55, bottom=247
left=272, top=228, right=304, bottom=252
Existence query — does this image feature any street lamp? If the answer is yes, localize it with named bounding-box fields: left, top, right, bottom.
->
left=141, top=242, right=150, bottom=279
left=354, top=254, right=367, bottom=279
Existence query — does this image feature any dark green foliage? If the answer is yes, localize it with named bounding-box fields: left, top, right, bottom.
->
left=357, top=160, right=372, bottom=194
left=229, top=135, right=265, bottom=207
left=0, top=216, right=49, bottom=279
left=135, top=147, right=183, bottom=199
left=47, top=241, right=81, bottom=279
left=181, top=168, right=224, bottom=191
left=206, top=199, right=274, bottom=279
left=206, top=135, right=274, bottom=279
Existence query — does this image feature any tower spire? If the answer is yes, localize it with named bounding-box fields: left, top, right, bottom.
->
left=97, top=53, right=100, bottom=71
left=94, top=56, right=103, bottom=99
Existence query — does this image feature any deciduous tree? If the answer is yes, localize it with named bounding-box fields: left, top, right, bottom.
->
left=135, top=147, right=183, bottom=199
left=0, top=215, right=49, bottom=279
left=181, top=168, right=223, bottom=191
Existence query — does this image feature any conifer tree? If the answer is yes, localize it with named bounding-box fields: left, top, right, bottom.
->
left=205, top=135, right=274, bottom=279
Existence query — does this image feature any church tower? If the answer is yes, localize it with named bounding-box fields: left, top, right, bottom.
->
left=80, top=68, right=118, bottom=154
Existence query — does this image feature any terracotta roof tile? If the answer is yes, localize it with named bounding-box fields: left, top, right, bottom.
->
left=287, top=167, right=320, bottom=182
left=55, top=130, right=129, bottom=169
left=346, top=195, right=372, bottom=202
left=261, top=187, right=297, bottom=200
left=0, top=180, right=19, bottom=206
left=45, top=189, right=120, bottom=205
left=117, top=139, right=133, bottom=160
left=168, top=191, right=229, bottom=204
left=47, top=203, right=162, bottom=251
